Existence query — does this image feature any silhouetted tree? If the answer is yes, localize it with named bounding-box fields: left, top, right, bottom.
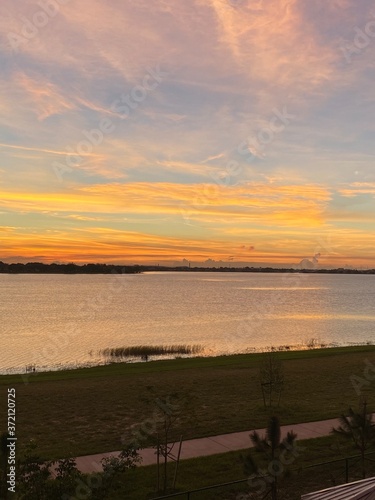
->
left=242, top=416, right=298, bottom=500
left=92, top=447, right=141, bottom=499
left=259, top=351, right=284, bottom=407
left=332, top=400, right=375, bottom=478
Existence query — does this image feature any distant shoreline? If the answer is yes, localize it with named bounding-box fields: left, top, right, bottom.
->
left=0, top=261, right=374, bottom=274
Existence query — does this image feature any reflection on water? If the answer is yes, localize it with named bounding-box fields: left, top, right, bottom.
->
left=238, top=287, right=328, bottom=290
left=1, top=272, right=374, bottom=373
left=282, top=313, right=375, bottom=321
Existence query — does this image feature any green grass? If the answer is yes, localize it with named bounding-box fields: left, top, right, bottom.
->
left=89, top=434, right=375, bottom=499
left=1, top=345, right=375, bottom=460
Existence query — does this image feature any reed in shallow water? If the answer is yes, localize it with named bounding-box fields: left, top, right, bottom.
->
left=101, top=344, right=204, bottom=358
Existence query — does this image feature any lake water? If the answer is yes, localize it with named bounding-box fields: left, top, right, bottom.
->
left=1, top=272, right=374, bottom=374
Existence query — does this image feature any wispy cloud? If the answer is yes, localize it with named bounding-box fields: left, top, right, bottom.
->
left=338, top=182, right=375, bottom=197
left=17, top=72, right=76, bottom=120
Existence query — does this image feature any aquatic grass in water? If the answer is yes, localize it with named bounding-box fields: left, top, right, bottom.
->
left=101, top=344, right=204, bottom=358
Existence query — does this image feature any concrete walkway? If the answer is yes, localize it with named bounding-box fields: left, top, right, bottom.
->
left=73, top=416, right=352, bottom=474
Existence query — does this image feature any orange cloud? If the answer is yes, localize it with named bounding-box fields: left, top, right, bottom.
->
left=2, top=223, right=374, bottom=267
left=2, top=215, right=374, bottom=267
left=0, top=180, right=336, bottom=263
left=0, top=226, right=249, bottom=263
left=338, top=182, right=375, bottom=197
left=14, top=72, right=76, bottom=120
left=0, top=181, right=331, bottom=228
left=209, top=0, right=337, bottom=98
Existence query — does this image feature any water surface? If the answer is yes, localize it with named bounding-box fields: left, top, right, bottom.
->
left=1, top=272, right=374, bottom=373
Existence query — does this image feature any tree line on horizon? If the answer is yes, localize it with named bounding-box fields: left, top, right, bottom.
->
left=0, top=261, right=374, bottom=274
left=0, top=262, right=142, bottom=274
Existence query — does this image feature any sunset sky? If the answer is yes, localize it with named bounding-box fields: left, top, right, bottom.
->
left=1, top=0, right=375, bottom=267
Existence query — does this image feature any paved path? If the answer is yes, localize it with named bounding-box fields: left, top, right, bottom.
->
left=74, top=416, right=348, bottom=474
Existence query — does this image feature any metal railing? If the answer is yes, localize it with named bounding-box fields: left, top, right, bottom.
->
left=152, top=478, right=249, bottom=500
left=151, top=451, right=375, bottom=499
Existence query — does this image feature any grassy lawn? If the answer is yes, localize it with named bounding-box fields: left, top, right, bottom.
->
left=0, top=346, right=374, bottom=459
left=93, top=435, right=375, bottom=499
